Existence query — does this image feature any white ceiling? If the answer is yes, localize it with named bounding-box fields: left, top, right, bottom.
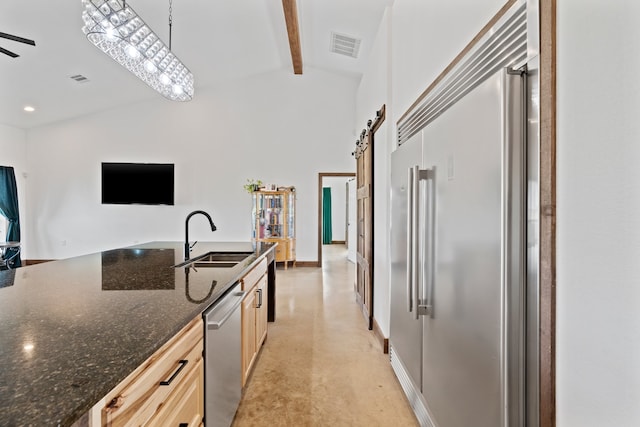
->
left=0, top=0, right=391, bottom=129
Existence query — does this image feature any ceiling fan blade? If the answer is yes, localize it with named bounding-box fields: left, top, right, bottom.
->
left=0, top=46, right=19, bottom=58
left=0, top=32, right=36, bottom=46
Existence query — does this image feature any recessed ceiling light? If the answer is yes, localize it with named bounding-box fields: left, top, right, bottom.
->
left=70, top=74, right=90, bottom=83
left=23, top=106, right=35, bottom=112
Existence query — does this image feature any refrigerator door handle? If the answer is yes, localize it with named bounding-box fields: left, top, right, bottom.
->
left=411, top=166, right=421, bottom=320
left=406, top=166, right=415, bottom=314
left=416, top=167, right=435, bottom=317
left=422, top=168, right=435, bottom=317
left=407, top=165, right=434, bottom=319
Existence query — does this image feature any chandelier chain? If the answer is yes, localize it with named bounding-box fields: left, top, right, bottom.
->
left=168, top=0, right=173, bottom=49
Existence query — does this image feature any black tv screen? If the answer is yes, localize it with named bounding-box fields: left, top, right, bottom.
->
left=102, top=163, right=174, bottom=205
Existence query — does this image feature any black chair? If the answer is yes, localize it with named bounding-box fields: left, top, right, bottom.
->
left=0, top=243, right=20, bottom=270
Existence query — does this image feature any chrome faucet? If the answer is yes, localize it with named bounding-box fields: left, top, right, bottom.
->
left=185, top=210, right=217, bottom=261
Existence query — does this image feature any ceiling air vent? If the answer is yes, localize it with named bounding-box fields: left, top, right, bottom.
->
left=330, top=32, right=361, bottom=59
left=70, top=74, right=89, bottom=83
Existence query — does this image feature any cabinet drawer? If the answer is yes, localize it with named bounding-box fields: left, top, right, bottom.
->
left=241, top=257, right=267, bottom=291
left=148, top=357, right=203, bottom=427
left=274, top=241, right=289, bottom=261
left=101, top=318, right=203, bottom=426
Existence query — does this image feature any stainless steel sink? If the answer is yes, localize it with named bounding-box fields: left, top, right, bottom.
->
left=192, top=261, right=239, bottom=268
left=196, top=253, right=253, bottom=262
left=175, top=251, right=254, bottom=269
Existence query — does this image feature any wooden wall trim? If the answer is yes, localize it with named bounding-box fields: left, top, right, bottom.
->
left=372, top=317, right=389, bottom=354
left=539, top=0, right=556, bottom=426
left=371, top=105, right=386, bottom=134
left=294, top=261, right=320, bottom=268
left=24, top=259, right=54, bottom=265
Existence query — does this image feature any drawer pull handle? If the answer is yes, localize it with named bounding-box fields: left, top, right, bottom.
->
left=257, top=288, right=263, bottom=308
left=160, top=359, right=188, bottom=386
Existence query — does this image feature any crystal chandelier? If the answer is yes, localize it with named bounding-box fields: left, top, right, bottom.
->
left=81, top=0, right=194, bottom=101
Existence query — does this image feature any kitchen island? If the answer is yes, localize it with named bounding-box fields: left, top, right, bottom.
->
left=0, top=241, right=276, bottom=426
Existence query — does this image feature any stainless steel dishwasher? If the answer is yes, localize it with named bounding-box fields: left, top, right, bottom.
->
left=204, top=282, right=246, bottom=427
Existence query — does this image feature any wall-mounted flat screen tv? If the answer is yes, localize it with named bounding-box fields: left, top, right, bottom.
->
left=102, top=162, right=174, bottom=205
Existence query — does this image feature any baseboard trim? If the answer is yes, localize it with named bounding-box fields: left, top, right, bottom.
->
left=293, top=261, right=320, bottom=267
left=373, top=317, right=389, bottom=354
left=24, top=259, right=55, bottom=265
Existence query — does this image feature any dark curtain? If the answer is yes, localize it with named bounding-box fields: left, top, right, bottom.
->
left=0, top=166, right=21, bottom=267
left=322, top=187, right=332, bottom=244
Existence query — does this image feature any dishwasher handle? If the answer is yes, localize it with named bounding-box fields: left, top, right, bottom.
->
left=206, top=290, right=246, bottom=330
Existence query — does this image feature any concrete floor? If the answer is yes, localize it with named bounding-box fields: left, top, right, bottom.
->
left=232, top=244, right=419, bottom=427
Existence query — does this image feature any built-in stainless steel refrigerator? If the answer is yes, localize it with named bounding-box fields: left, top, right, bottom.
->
left=389, top=3, right=540, bottom=426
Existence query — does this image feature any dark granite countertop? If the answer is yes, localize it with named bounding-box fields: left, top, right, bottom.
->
left=0, top=241, right=275, bottom=427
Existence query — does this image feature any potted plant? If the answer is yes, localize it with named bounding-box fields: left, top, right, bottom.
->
left=243, top=178, right=263, bottom=193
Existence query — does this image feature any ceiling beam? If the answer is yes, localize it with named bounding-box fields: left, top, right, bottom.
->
left=282, top=0, right=303, bottom=74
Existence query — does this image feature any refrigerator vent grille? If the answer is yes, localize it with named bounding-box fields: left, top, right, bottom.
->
left=390, top=345, right=434, bottom=427
left=398, top=1, right=527, bottom=145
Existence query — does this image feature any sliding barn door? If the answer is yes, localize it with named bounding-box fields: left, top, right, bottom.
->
left=353, top=106, right=385, bottom=331
left=356, top=131, right=373, bottom=330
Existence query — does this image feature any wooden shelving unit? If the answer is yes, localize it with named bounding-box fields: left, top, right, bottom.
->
left=252, top=187, right=296, bottom=269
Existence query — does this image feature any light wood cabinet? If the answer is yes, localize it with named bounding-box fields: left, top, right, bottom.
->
left=151, top=357, right=203, bottom=427
left=252, top=187, right=296, bottom=269
left=255, top=275, right=268, bottom=348
left=241, top=287, right=257, bottom=386
left=240, top=259, right=269, bottom=386
left=89, top=317, right=204, bottom=426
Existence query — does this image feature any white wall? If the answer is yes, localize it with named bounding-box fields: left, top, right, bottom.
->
left=0, top=124, right=29, bottom=257
left=557, top=1, right=640, bottom=425
left=24, top=67, right=357, bottom=260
